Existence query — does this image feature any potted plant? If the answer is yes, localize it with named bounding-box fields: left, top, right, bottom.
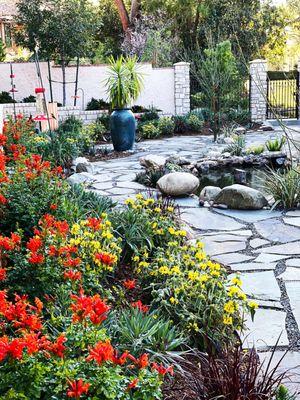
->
left=105, top=56, right=144, bottom=151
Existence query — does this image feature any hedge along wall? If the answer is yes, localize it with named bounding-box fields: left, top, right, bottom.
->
left=0, top=61, right=190, bottom=116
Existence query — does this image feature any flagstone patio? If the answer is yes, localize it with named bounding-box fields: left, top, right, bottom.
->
left=83, top=131, right=300, bottom=393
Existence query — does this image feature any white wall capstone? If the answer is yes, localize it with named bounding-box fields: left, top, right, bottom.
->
left=249, top=59, right=267, bottom=123
left=174, top=62, right=190, bottom=115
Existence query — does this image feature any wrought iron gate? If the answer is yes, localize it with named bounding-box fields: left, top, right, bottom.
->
left=267, top=70, right=299, bottom=119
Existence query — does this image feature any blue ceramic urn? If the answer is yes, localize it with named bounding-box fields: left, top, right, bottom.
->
left=110, top=109, right=136, bottom=151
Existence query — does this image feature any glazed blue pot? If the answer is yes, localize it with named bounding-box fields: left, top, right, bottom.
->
left=110, top=108, right=136, bottom=151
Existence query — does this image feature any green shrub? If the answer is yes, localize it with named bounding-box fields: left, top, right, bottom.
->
left=223, top=134, right=245, bottom=156
left=58, top=115, right=83, bottom=134
left=109, top=308, right=186, bottom=366
left=226, top=108, right=250, bottom=125
left=262, top=167, right=300, bottom=209
left=246, top=144, right=265, bottom=155
left=140, top=122, right=161, bottom=139
left=173, top=115, right=189, bottom=134
left=157, top=117, right=175, bottom=136
left=186, top=113, right=204, bottom=132
left=22, top=95, right=36, bottom=103
left=266, top=136, right=286, bottom=152
left=96, top=113, right=110, bottom=130
left=139, top=107, right=160, bottom=123
left=86, top=97, right=110, bottom=110
left=82, top=121, right=107, bottom=142
left=0, top=91, right=15, bottom=104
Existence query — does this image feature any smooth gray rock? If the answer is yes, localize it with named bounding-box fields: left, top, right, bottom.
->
left=214, top=184, right=268, bottom=210
left=157, top=172, right=199, bottom=197
left=76, top=162, right=93, bottom=173
left=199, top=186, right=222, bottom=202
left=67, top=172, right=95, bottom=186
left=241, top=309, right=288, bottom=349
left=202, top=239, right=247, bottom=256
left=255, top=219, right=300, bottom=243
left=139, top=154, right=166, bottom=169
left=254, top=253, right=289, bottom=263
left=181, top=208, right=245, bottom=231
left=286, top=210, right=300, bottom=217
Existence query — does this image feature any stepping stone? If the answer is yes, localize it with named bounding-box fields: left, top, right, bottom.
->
left=257, top=299, right=283, bottom=310
left=284, top=217, right=300, bottom=228
left=286, top=210, right=300, bottom=217
left=200, top=234, right=247, bottom=242
left=230, top=262, right=276, bottom=271
left=107, top=187, right=136, bottom=195
left=278, top=267, right=300, bottom=281
left=250, top=238, right=270, bottom=249
left=174, top=197, right=199, bottom=208
left=202, top=240, right=247, bottom=256
left=254, top=254, right=289, bottom=263
left=286, top=259, right=300, bottom=268
left=285, top=281, right=300, bottom=329
left=116, top=181, right=147, bottom=190
left=256, top=242, right=300, bottom=256
left=202, top=230, right=252, bottom=237
left=115, top=173, right=138, bottom=182
left=254, top=219, right=300, bottom=243
left=259, top=351, right=300, bottom=394
left=92, top=181, right=115, bottom=190
left=212, top=253, right=254, bottom=265
left=242, top=308, right=288, bottom=349
left=181, top=208, right=245, bottom=231
left=232, top=271, right=281, bottom=301
left=214, top=208, right=282, bottom=223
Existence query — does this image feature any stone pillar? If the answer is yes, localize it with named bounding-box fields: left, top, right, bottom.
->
left=174, top=62, right=190, bottom=115
left=249, top=59, right=268, bottom=123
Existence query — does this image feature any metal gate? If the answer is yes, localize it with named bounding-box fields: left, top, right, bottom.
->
left=267, top=70, right=299, bottom=119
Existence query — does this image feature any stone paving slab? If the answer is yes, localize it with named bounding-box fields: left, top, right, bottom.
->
left=284, top=217, right=300, bottom=228
left=234, top=271, right=282, bottom=301
left=254, top=254, right=290, bottom=263
left=181, top=208, right=245, bottom=231
left=285, top=282, right=300, bottom=329
left=213, top=253, right=255, bottom=265
left=256, top=242, right=300, bottom=255
left=230, top=262, right=276, bottom=271
left=254, top=219, right=300, bottom=243
left=213, top=208, right=282, bottom=223
left=201, top=240, right=247, bottom=256
left=287, top=259, right=300, bottom=268
left=242, top=309, right=289, bottom=349
left=279, top=268, right=300, bottom=281
left=250, top=238, right=270, bottom=248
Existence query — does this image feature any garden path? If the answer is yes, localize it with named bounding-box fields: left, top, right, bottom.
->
left=87, top=132, right=300, bottom=393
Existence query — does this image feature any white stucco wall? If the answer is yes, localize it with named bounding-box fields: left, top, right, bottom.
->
left=0, top=61, right=176, bottom=114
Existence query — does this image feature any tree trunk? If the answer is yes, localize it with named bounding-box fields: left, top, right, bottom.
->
left=130, top=0, right=141, bottom=24
left=114, top=0, right=130, bottom=32
left=61, top=59, right=66, bottom=106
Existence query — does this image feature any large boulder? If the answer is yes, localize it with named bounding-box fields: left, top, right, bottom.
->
left=214, top=184, right=268, bottom=210
left=157, top=172, right=199, bottom=197
left=199, top=186, right=222, bottom=202
left=139, top=154, right=166, bottom=170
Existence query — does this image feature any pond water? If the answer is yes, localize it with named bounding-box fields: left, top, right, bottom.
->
left=197, top=167, right=268, bottom=195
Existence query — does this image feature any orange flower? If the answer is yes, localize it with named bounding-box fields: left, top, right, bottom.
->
left=86, top=340, right=114, bottom=365
left=67, top=379, right=90, bottom=398
left=64, top=270, right=82, bottom=281
left=123, top=279, right=136, bottom=290
left=127, top=378, right=139, bottom=390
left=152, top=362, right=174, bottom=376
left=26, top=237, right=43, bottom=252
left=49, top=334, right=66, bottom=358
left=131, top=300, right=149, bottom=313
left=28, top=253, right=44, bottom=264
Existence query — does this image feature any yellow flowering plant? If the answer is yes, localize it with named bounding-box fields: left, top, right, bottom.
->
left=133, top=238, right=258, bottom=351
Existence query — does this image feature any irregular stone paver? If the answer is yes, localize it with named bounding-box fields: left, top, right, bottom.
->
left=181, top=208, right=245, bottom=231
left=284, top=217, right=300, bottom=228
left=257, top=299, right=283, bottom=310
left=286, top=259, right=300, bottom=268
left=213, top=253, right=255, bottom=265
left=250, top=238, right=270, bottom=248
left=254, top=219, right=300, bottom=243
left=233, top=271, right=281, bottom=301
left=203, top=229, right=252, bottom=237
left=279, top=268, right=300, bottom=281
left=201, top=234, right=247, bottom=242
left=230, top=262, right=276, bottom=271
left=106, top=187, right=136, bottom=195
left=254, top=253, right=289, bottom=263
left=214, top=208, right=282, bottom=223
left=286, top=210, right=300, bottom=217
left=174, top=197, right=199, bottom=208
left=256, top=242, right=300, bottom=255
left=242, top=309, right=289, bottom=349
left=201, top=239, right=247, bottom=256
left=259, top=351, right=300, bottom=394
left=285, top=282, right=300, bottom=329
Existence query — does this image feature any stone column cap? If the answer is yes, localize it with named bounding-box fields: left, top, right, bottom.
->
left=174, top=62, right=190, bottom=66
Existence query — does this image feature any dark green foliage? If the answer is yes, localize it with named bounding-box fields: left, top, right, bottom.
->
left=173, top=115, right=189, bottom=134
left=138, top=108, right=160, bottom=123
left=86, top=97, right=110, bottom=110
left=0, top=91, right=15, bottom=104
left=0, top=40, right=6, bottom=61
left=22, top=95, right=36, bottom=103
left=96, top=114, right=110, bottom=131
left=135, top=169, right=165, bottom=188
